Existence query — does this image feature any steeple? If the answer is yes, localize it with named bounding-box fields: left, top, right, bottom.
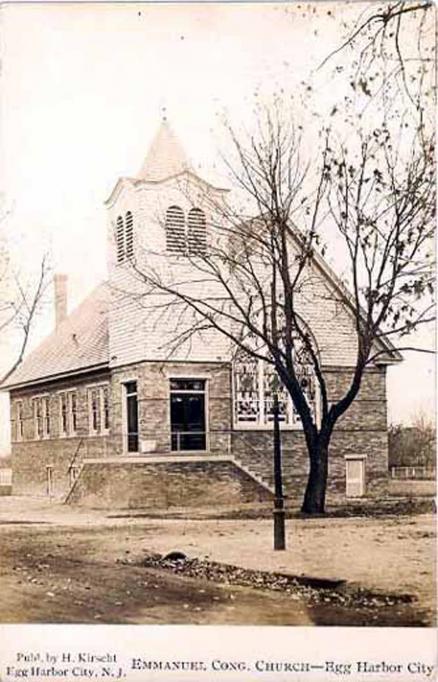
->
left=137, top=119, right=192, bottom=182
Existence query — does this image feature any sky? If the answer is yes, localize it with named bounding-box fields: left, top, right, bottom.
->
left=0, top=2, right=435, bottom=453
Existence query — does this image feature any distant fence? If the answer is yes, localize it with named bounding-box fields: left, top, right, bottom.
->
left=390, top=466, right=436, bottom=480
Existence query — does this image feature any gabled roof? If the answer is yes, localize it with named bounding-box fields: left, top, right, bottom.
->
left=288, top=225, right=402, bottom=364
left=137, top=119, right=192, bottom=182
left=2, top=283, right=109, bottom=391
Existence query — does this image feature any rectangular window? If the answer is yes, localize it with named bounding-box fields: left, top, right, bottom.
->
left=69, top=392, right=78, bottom=434
left=59, top=390, right=77, bottom=437
left=16, top=401, right=24, bottom=441
left=170, top=378, right=206, bottom=451
left=90, top=388, right=101, bottom=432
left=88, top=384, right=110, bottom=435
left=33, top=398, right=44, bottom=439
left=59, top=393, right=68, bottom=436
left=43, top=396, right=50, bottom=437
left=103, top=386, right=110, bottom=431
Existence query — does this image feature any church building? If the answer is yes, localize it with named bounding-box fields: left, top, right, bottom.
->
left=2, top=121, right=401, bottom=508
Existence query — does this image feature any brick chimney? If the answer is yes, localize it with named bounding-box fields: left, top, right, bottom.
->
left=54, top=274, right=68, bottom=328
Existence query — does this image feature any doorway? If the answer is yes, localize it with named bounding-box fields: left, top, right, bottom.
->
left=170, top=378, right=206, bottom=451
left=124, top=381, right=139, bottom=452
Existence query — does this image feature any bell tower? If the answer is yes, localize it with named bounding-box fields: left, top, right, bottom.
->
left=105, top=120, right=229, bottom=368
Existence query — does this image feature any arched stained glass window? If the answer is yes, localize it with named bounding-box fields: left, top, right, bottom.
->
left=165, top=205, right=185, bottom=254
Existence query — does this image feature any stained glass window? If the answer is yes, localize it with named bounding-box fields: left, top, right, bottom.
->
left=234, top=349, right=318, bottom=428
left=234, top=355, right=260, bottom=424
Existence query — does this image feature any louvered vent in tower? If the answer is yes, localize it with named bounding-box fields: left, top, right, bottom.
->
left=125, top=211, right=134, bottom=259
left=116, top=216, right=124, bottom=263
left=165, top=205, right=185, bottom=253
left=187, top=208, right=207, bottom=255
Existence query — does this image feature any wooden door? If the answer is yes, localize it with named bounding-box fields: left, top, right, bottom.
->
left=346, top=457, right=365, bottom=497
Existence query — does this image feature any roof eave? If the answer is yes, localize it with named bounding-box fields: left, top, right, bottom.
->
left=1, top=361, right=109, bottom=392
left=374, top=352, right=403, bottom=366
left=105, top=171, right=229, bottom=207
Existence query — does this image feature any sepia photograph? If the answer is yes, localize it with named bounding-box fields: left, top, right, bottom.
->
left=0, top=1, right=436, bottom=674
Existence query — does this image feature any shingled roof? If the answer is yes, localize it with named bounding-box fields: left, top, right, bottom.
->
left=2, top=282, right=109, bottom=390
left=137, top=119, right=192, bottom=182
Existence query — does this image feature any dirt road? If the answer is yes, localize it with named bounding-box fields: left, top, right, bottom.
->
left=0, top=503, right=434, bottom=626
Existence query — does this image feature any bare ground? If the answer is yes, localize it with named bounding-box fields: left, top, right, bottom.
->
left=0, top=497, right=435, bottom=626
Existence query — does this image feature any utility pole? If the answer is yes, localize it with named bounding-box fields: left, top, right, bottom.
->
left=273, top=393, right=286, bottom=550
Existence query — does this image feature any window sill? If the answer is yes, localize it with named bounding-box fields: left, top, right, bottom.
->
left=233, top=424, right=304, bottom=432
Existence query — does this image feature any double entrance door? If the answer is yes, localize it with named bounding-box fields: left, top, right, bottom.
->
left=170, top=378, right=206, bottom=451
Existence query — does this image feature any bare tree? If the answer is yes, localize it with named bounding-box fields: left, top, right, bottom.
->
left=319, top=0, right=435, bottom=129
left=118, top=103, right=434, bottom=515
left=0, top=243, right=51, bottom=385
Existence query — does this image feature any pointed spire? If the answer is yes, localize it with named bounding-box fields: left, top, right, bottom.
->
left=137, top=120, right=192, bottom=182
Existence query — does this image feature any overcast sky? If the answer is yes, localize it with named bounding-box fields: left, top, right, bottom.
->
left=0, top=2, right=435, bottom=452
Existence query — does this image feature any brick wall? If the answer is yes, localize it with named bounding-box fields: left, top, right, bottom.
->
left=10, top=368, right=112, bottom=497
left=9, top=361, right=389, bottom=505
left=68, top=458, right=272, bottom=509
left=110, top=360, right=232, bottom=456
left=232, top=366, right=389, bottom=503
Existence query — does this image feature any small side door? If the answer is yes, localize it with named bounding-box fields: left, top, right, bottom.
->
left=345, top=456, right=366, bottom=497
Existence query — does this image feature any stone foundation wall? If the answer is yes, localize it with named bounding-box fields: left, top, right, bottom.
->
left=68, top=458, right=272, bottom=509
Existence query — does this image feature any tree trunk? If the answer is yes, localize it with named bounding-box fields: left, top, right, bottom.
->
left=301, top=439, right=329, bottom=515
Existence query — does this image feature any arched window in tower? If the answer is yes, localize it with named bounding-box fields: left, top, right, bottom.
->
left=165, top=205, right=185, bottom=253
left=116, top=216, right=124, bottom=263
left=187, top=208, right=207, bottom=255
left=125, top=211, right=134, bottom=259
